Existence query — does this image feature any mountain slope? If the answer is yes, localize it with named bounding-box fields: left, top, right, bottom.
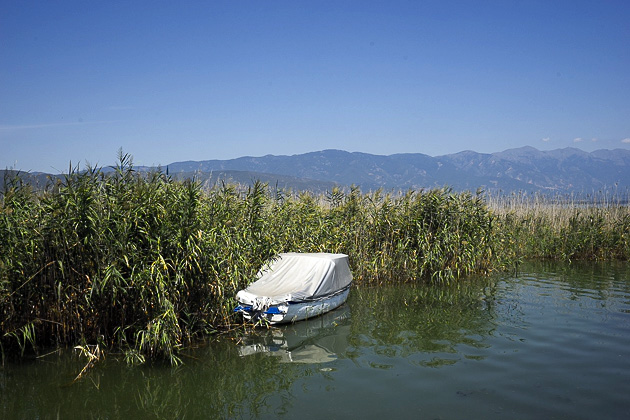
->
left=6, top=147, right=629, bottom=194
left=167, top=147, right=630, bottom=193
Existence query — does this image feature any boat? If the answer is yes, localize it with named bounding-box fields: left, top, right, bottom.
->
left=234, top=252, right=353, bottom=324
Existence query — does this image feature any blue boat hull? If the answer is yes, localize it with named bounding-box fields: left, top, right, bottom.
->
left=235, top=287, right=350, bottom=325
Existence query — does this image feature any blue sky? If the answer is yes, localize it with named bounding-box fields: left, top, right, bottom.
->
left=1, top=0, right=629, bottom=173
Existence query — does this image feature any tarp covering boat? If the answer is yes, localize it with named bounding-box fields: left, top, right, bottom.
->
left=236, top=253, right=353, bottom=308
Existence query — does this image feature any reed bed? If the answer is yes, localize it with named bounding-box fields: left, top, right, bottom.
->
left=487, top=191, right=630, bottom=261
left=1, top=155, right=627, bottom=364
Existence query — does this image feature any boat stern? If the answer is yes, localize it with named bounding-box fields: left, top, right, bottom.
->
left=234, top=303, right=289, bottom=324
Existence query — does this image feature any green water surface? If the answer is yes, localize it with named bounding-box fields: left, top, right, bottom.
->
left=2, top=261, right=629, bottom=419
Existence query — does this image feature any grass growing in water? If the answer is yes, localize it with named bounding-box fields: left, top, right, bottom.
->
left=488, top=191, right=630, bottom=261
left=1, top=154, right=628, bottom=364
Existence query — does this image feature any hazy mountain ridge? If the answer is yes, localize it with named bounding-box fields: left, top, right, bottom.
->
left=0, top=168, right=337, bottom=194
left=166, top=147, right=630, bottom=193
left=435, top=146, right=630, bottom=192
left=172, top=170, right=337, bottom=193
left=4, top=147, right=629, bottom=194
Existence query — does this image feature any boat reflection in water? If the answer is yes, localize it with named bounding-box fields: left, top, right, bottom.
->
left=238, top=305, right=351, bottom=363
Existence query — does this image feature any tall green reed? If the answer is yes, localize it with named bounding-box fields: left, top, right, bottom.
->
left=12, top=155, right=627, bottom=364
left=487, top=191, right=630, bottom=261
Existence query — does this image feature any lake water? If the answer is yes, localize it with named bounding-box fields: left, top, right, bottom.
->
left=2, top=261, right=629, bottom=419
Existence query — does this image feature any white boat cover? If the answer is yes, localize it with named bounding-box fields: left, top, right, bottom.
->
left=236, top=253, right=353, bottom=306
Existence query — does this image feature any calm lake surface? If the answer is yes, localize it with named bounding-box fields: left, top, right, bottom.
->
left=2, top=261, right=630, bottom=419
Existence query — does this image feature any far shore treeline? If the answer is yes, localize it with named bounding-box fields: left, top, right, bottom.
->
left=1, top=153, right=629, bottom=364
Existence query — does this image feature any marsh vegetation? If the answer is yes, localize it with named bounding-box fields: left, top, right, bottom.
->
left=488, top=190, right=630, bottom=261
left=1, top=154, right=629, bottom=364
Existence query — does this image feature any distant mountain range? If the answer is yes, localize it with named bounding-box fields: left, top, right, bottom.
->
left=4, top=147, right=630, bottom=194
left=165, top=147, right=630, bottom=193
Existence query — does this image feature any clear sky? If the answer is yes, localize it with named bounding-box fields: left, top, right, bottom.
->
left=1, top=0, right=629, bottom=173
